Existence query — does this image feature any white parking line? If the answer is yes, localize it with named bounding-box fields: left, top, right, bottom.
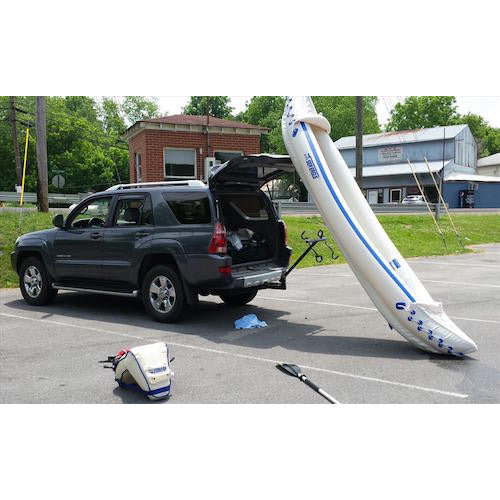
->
left=421, top=279, right=500, bottom=289
left=291, top=273, right=500, bottom=289
left=258, top=296, right=377, bottom=312
left=258, top=296, right=500, bottom=324
left=0, top=311, right=468, bottom=400
left=411, top=261, right=500, bottom=269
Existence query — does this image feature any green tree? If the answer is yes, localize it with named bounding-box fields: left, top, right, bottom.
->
left=453, top=112, right=500, bottom=157
left=0, top=96, right=130, bottom=193
left=481, top=127, right=500, bottom=157
left=121, top=96, right=160, bottom=124
left=238, top=96, right=286, bottom=153
left=312, top=96, right=381, bottom=141
left=100, top=97, right=126, bottom=137
left=183, top=96, right=233, bottom=119
left=386, top=96, right=459, bottom=131
left=64, top=96, right=100, bottom=124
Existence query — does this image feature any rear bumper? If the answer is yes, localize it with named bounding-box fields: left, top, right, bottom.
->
left=184, top=254, right=286, bottom=293
left=239, top=269, right=283, bottom=288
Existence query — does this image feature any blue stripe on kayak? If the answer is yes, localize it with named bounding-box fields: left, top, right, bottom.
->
left=300, top=121, right=415, bottom=303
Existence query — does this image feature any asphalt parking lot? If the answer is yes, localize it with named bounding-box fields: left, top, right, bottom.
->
left=1, top=243, right=499, bottom=404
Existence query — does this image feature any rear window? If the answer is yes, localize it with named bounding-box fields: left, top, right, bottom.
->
left=162, top=192, right=212, bottom=224
left=224, top=194, right=269, bottom=220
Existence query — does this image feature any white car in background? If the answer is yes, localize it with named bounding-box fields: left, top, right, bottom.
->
left=402, top=195, right=425, bottom=205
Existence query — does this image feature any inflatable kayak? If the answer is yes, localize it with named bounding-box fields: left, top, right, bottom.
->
left=282, top=96, right=477, bottom=356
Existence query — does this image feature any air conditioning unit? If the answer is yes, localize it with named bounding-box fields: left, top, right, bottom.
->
left=204, top=157, right=221, bottom=180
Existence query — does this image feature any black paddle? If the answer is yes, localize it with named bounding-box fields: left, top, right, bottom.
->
left=276, top=363, right=340, bottom=404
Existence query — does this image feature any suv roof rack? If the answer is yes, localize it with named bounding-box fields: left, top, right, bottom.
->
left=106, top=180, right=206, bottom=191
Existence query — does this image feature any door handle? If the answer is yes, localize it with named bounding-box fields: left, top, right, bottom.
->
left=135, top=231, right=151, bottom=239
left=90, top=232, right=103, bottom=240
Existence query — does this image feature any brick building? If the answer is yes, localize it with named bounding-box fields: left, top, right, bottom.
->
left=122, top=115, right=268, bottom=183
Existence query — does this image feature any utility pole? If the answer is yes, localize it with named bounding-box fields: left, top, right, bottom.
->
left=9, top=97, right=22, bottom=187
left=435, top=127, right=445, bottom=220
left=355, top=96, right=363, bottom=189
left=36, top=96, right=49, bottom=212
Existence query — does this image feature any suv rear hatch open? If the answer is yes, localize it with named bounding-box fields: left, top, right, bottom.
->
left=209, top=154, right=295, bottom=189
left=209, top=155, right=294, bottom=271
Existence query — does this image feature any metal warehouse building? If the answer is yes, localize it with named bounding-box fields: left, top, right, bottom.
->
left=334, top=125, right=500, bottom=208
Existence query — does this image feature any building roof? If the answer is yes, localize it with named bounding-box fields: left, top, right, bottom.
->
left=122, top=114, right=269, bottom=141
left=347, top=160, right=447, bottom=178
left=477, top=153, right=500, bottom=167
left=140, top=114, right=268, bottom=131
left=444, top=172, right=500, bottom=183
left=335, top=124, right=468, bottom=150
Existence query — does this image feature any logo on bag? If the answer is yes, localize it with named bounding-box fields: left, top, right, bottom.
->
left=148, top=366, right=167, bottom=374
left=304, top=153, right=319, bottom=179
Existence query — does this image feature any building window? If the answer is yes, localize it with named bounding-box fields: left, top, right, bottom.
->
left=390, top=189, right=401, bottom=203
left=367, top=190, right=378, bottom=204
left=135, top=153, right=142, bottom=182
left=164, top=148, right=196, bottom=179
left=214, top=151, right=243, bottom=163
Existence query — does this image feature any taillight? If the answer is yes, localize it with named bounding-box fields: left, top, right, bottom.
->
left=279, top=219, right=288, bottom=245
left=208, top=221, right=227, bottom=254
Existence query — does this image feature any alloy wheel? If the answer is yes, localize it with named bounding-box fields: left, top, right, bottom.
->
left=24, top=265, right=43, bottom=298
left=149, top=275, right=176, bottom=313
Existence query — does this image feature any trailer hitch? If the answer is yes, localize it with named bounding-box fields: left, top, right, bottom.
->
left=284, top=229, right=337, bottom=279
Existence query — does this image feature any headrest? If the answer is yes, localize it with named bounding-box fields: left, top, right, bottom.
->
left=124, top=207, right=140, bottom=223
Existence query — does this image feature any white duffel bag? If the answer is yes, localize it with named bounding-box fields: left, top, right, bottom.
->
left=108, top=342, right=173, bottom=400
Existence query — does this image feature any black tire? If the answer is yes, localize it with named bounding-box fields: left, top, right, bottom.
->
left=141, top=265, right=185, bottom=323
left=220, top=290, right=258, bottom=306
left=19, top=256, right=58, bottom=306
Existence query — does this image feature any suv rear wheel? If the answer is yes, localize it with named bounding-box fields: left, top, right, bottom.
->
left=142, top=265, right=185, bottom=323
left=19, top=256, right=58, bottom=306
left=220, top=290, right=258, bottom=306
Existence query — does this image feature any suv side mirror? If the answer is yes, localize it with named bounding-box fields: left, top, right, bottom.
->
left=52, top=214, right=64, bottom=228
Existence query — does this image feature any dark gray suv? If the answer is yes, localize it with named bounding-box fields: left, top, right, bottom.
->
left=11, top=155, right=293, bottom=322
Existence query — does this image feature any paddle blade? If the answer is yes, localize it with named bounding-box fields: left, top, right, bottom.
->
left=276, top=363, right=302, bottom=378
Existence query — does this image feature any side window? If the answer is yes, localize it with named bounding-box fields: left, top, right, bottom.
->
left=162, top=192, right=212, bottom=224
left=70, top=197, right=112, bottom=229
left=114, top=196, right=154, bottom=226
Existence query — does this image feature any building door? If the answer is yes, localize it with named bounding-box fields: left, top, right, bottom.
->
left=390, top=189, right=402, bottom=203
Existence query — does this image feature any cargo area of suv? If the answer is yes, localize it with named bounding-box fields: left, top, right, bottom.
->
left=209, top=154, right=294, bottom=274
left=219, top=191, right=278, bottom=265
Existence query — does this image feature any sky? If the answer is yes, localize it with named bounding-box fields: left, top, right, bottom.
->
left=156, top=96, right=500, bottom=128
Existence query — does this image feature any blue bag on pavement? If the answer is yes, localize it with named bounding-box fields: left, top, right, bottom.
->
left=234, top=313, right=267, bottom=329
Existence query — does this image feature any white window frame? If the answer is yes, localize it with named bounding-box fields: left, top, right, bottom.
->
left=390, top=188, right=402, bottom=203
left=135, top=152, right=142, bottom=182
left=163, top=147, right=197, bottom=179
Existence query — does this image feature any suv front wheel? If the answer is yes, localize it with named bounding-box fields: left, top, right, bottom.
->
left=19, top=256, right=58, bottom=306
left=142, top=265, right=185, bottom=323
